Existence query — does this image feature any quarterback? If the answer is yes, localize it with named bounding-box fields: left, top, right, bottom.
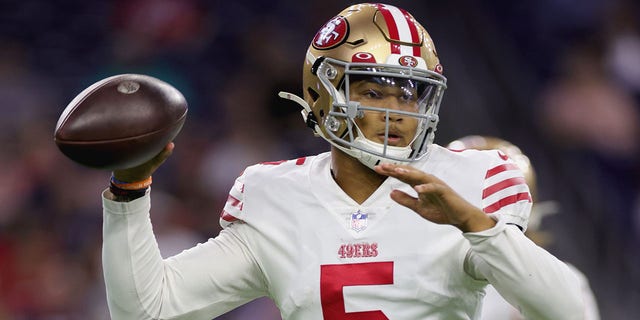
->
left=101, top=3, right=586, bottom=319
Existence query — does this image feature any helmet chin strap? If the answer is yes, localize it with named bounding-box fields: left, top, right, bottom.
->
left=278, top=91, right=322, bottom=136
left=351, top=136, right=412, bottom=169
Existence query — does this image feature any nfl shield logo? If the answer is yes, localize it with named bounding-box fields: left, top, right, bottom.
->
left=351, top=211, right=368, bottom=232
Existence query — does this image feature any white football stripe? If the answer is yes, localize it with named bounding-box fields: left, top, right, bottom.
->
left=383, top=4, right=414, bottom=55
left=482, top=184, right=529, bottom=206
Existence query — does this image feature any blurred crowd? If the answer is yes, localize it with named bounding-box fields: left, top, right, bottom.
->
left=0, top=0, right=638, bottom=319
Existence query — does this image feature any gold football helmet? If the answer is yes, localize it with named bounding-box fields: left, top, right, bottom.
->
left=280, top=3, right=447, bottom=169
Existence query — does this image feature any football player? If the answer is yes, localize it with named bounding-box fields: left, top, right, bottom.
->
left=447, top=135, right=600, bottom=320
left=102, top=3, right=586, bottom=319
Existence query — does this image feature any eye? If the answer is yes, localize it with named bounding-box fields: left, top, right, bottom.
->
left=400, top=93, right=415, bottom=102
left=362, top=89, right=382, bottom=99
left=399, top=89, right=418, bottom=102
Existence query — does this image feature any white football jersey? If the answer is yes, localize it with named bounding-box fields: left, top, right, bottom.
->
left=218, top=144, right=531, bottom=319
left=102, top=144, right=585, bottom=320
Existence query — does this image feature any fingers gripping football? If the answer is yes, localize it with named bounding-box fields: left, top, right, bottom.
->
left=113, top=142, right=174, bottom=183
left=374, top=163, right=496, bottom=232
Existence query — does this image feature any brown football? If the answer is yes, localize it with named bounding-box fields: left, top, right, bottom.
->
left=54, top=74, right=188, bottom=170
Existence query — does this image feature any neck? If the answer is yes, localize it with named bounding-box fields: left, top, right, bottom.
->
left=330, top=148, right=386, bottom=204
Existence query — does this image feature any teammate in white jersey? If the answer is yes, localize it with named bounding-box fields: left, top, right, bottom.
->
left=102, top=3, right=586, bottom=319
left=448, top=135, right=601, bottom=320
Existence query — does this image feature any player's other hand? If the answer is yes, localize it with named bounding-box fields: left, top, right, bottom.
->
left=374, top=163, right=496, bottom=233
left=113, top=142, right=175, bottom=183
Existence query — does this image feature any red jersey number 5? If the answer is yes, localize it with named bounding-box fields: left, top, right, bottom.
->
left=320, top=261, right=394, bottom=320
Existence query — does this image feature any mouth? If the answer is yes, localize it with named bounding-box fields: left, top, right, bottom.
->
left=377, top=131, right=404, bottom=146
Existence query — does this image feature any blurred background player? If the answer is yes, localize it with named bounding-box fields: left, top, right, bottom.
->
left=448, top=135, right=601, bottom=320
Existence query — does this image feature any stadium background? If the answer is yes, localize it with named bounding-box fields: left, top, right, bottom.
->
left=0, top=0, right=638, bottom=318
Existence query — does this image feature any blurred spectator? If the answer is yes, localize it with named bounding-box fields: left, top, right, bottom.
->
left=540, top=38, right=640, bottom=158
left=604, top=0, right=640, bottom=100
left=538, top=36, right=640, bottom=230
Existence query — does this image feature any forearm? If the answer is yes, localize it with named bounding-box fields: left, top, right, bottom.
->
left=456, top=208, right=497, bottom=233
left=102, top=189, right=168, bottom=319
left=102, top=190, right=267, bottom=319
left=464, top=219, right=586, bottom=319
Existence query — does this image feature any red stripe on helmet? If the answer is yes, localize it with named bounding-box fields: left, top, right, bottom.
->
left=399, top=8, right=421, bottom=56
left=376, top=4, right=401, bottom=54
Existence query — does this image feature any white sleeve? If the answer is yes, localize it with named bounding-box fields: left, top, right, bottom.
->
left=102, top=190, right=267, bottom=320
left=463, top=218, right=587, bottom=319
left=567, top=264, right=601, bottom=320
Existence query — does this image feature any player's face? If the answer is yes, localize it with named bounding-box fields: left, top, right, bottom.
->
left=349, top=77, right=420, bottom=147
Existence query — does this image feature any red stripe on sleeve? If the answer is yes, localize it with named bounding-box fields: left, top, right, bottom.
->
left=482, top=177, right=527, bottom=199
left=483, top=192, right=532, bottom=214
left=220, top=210, right=239, bottom=222
left=227, top=195, right=243, bottom=210
left=485, top=163, right=519, bottom=179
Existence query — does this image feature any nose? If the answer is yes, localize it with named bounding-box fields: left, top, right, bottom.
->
left=379, top=97, right=404, bottom=122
